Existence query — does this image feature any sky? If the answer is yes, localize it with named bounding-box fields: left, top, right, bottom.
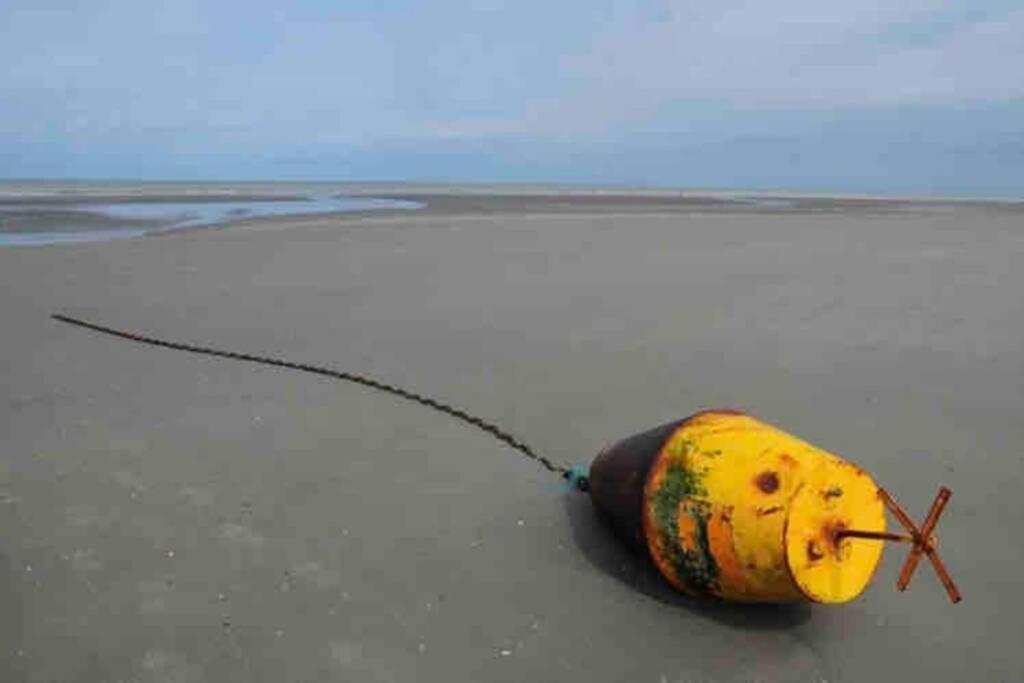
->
left=2, top=0, right=1023, bottom=194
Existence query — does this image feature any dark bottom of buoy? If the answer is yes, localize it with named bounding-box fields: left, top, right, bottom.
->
left=588, top=419, right=684, bottom=548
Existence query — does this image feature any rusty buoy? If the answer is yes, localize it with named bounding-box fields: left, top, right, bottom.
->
left=50, top=314, right=961, bottom=607
left=588, top=409, right=961, bottom=604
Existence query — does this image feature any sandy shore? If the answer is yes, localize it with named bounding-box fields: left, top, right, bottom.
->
left=2, top=192, right=1022, bottom=681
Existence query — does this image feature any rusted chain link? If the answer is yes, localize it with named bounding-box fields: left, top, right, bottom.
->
left=52, top=313, right=587, bottom=489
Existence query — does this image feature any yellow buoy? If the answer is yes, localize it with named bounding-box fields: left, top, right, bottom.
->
left=47, top=314, right=961, bottom=607
left=589, top=409, right=961, bottom=604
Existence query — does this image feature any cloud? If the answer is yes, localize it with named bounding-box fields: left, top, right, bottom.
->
left=558, top=1, right=1024, bottom=115
left=362, top=1, right=1024, bottom=141
left=1, top=0, right=1022, bottom=189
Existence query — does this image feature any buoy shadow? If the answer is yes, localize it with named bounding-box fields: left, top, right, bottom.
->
left=562, top=492, right=812, bottom=631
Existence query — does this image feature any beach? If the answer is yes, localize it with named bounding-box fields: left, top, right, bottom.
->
left=1, top=186, right=1022, bottom=681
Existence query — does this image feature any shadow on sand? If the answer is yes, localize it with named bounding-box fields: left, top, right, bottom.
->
left=562, top=491, right=813, bottom=631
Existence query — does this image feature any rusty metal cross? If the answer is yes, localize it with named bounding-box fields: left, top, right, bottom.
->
left=878, top=486, right=962, bottom=603
left=840, top=487, right=962, bottom=603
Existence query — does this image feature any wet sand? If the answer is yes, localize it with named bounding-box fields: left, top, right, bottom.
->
left=0, top=185, right=419, bottom=241
left=2, top=191, right=1022, bottom=681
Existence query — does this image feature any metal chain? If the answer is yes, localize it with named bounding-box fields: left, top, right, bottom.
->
left=52, top=313, right=587, bottom=489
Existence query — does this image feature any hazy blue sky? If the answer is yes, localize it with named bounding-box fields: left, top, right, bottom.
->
left=3, top=0, right=1023, bottom=194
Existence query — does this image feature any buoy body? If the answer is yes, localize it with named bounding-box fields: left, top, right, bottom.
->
left=589, top=410, right=886, bottom=604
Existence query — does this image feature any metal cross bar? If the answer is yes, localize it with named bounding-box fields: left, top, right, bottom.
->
left=878, top=486, right=962, bottom=604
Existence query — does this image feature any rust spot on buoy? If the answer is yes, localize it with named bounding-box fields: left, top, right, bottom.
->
left=756, top=505, right=783, bottom=517
left=842, top=460, right=868, bottom=477
left=807, top=540, right=825, bottom=562
left=755, top=471, right=780, bottom=494
left=825, top=521, right=848, bottom=556
left=779, top=453, right=799, bottom=469
left=823, top=486, right=844, bottom=500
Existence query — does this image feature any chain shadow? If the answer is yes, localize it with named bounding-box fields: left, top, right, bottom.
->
left=562, top=490, right=813, bottom=631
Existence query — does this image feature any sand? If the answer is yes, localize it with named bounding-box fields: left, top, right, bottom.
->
left=1, top=190, right=1022, bottom=681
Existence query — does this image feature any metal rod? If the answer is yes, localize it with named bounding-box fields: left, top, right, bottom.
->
left=835, top=529, right=916, bottom=543
left=879, top=488, right=919, bottom=533
left=925, top=545, right=963, bottom=604
left=898, top=487, right=952, bottom=591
